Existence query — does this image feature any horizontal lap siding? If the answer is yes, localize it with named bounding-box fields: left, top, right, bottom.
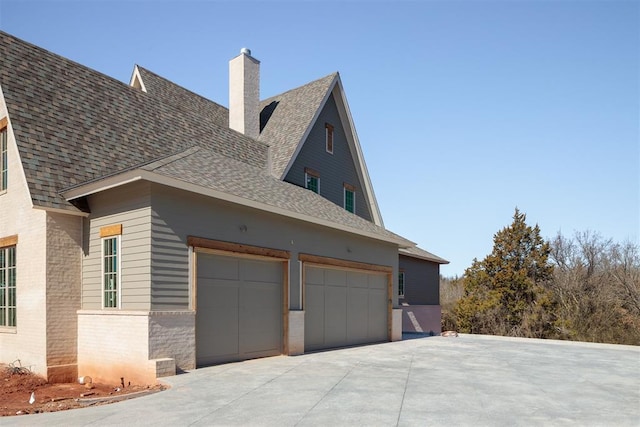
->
left=150, top=206, right=190, bottom=310
left=82, top=181, right=152, bottom=310
left=150, top=183, right=398, bottom=312
left=283, top=94, right=373, bottom=222
left=398, top=255, right=440, bottom=305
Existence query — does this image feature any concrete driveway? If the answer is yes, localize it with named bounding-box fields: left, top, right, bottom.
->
left=5, top=334, right=639, bottom=426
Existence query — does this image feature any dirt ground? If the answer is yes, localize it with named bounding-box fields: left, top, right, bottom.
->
left=1, top=363, right=166, bottom=417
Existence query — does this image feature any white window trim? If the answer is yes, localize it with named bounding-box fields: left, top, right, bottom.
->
left=101, top=235, right=122, bottom=309
left=0, top=245, right=16, bottom=329
left=1, top=125, right=8, bottom=193
left=398, top=271, right=405, bottom=298
left=325, top=123, right=334, bottom=154
left=343, top=187, right=355, bottom=213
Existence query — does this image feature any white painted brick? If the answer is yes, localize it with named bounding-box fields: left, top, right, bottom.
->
left=287, top=310, right=305, bottom=355
left=78, top=311, right=155, bottom=385
left=148, top=311, right=196, bottom=371
left=391, top=308, right=403, bottom=341
left=46, top=212, right=82, bottom=381
left=0, top=89, right=48, bottom=376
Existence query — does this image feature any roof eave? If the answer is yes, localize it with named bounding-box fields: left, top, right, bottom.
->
left=62, top=170, right=412, bottom=247
left=399, top=248, right=450, bottom=264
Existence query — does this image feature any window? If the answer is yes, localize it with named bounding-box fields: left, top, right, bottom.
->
left=1, top=118, right=7, bottom=192
left=0, top=243, right=17, bottom=327
left=100, top=224, right=122, bottom=308
left=102, top=235, right=120, bottom=308
left=398, top=272, right=405, bottom=297
left=305, top=168, right=320, bottom=194
left=344, top=184, right=356, bottom=213
left=325, top=123, right=334, bottom=154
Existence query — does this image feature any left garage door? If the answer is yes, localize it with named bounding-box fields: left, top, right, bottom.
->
left=196, top=252, right=283, bottom=366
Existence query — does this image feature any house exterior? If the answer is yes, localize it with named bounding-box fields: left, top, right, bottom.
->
left=0, top=32, right=447, bottom=384
left=399, top=247, right=449, bottom=335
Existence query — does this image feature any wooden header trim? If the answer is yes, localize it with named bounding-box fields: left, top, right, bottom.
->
left=99, top=224, right=122, bottom=238
left=343, top=182, right=357, bottom=192
left=0, top=235, right=18, bottom=248
left=0, top=117, right=7, bottom=129
left=298, top=253, right=393, bottom=273
left=304, top=167, right=320, bottom=177
left=188, top=236, right=290, bottom=260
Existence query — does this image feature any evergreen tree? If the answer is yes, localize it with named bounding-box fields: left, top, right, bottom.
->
left=455, top=209, right=556, bottom=337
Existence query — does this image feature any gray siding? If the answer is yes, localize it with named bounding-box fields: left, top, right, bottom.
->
left=82, top=181, right=152, bottom=310
left=283, top=94, right=373, bottom=222
left=399, top=255, right=440, bottom=305
left=149, top=183, right=397, bottom=311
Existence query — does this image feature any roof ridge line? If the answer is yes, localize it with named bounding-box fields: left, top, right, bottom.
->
left=261, top=72, right=338, bottom=104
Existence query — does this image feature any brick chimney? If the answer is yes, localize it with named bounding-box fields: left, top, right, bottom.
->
left=229, top=48, right=260, bottom=139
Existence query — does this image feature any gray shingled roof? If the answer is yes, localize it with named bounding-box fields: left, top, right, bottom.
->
left=136, top=67, right=229, bottom=128
left=400, top=246, right=449, bottom=264
left=136, top=65, right=337, bottom=182
left=258, top=73, right=337, bottom=178
left=0, top=31, right=268, bottom=212
left=140, top=146, right=412, bottom=245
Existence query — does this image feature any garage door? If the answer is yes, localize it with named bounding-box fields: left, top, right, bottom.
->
left=196, top=252, right=283, bottom=366
left=305, top=265, right=388, bottom=352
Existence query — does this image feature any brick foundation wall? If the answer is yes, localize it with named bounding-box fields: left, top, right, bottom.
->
left=78, top=310, right=155, bottom=385
left=287, top=310, right=304, bottom=355
left=78, top=310, right=196, bottom=384
left=148, top=311, right=196, bottom=372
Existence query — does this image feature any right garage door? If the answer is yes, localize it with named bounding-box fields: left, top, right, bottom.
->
left=305, top=265, right=388, bottom=352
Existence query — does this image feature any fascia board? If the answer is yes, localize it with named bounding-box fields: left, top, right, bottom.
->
left=61, top=170, right=144, bottom=200
left=63, top=168, right=411, bottom=247
left=33, top=205, right=89, bottom=217
left=332, top=78, right=384, bottom=227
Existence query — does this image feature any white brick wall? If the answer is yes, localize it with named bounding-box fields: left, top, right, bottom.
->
left=392, top=308, right=403, bottom=341
left=78, top=310, right=196, bottom=384
left=78, top=310, right=154, bottom=384
left=45, top=212, right=82, bottom=382
left=0, top=87, right=48, bottom=376
left=287, top=310, right=304, bottom=355
left=148, top=311, right=195, bottom=372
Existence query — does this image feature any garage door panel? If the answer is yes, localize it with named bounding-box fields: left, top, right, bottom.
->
left=347, top=271, right=369, bottom=288
left=305, top=264, right=388, bottom=351
left=304, top=284, right=325, bottom=350
left=368, top=288, right=388, bottom=341
left=324, top=286, right=347, bottom=346
left=306, top=267, right=325, bottom=285
left=196, top=279, right=240, bottom=363
left=241, top=259, right=282, bottom=283
left=240, top=282, right=282, bottom=354
left=325, top=268, right=347, bottom=287
left=198, top=253, right=239, bottom=280
left=347, top=287, right=369, bottom=341
left=368, top=274, right=387, bottom=290
left=196, top=253, right=282, bottom=366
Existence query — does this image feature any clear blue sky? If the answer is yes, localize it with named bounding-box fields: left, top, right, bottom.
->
left=1, top=1, right=637, bottom=276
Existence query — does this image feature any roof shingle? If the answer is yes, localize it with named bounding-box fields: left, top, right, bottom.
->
left=258, top=73, right=337, bottom=178
left=0, top=31, right=269, bottom=212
